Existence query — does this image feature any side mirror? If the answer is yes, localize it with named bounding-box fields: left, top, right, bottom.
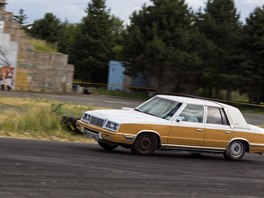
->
left=175, top=116, right=184, bottom=122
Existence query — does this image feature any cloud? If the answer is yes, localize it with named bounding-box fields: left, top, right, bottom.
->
left=6, top=0, right=263, bottom=25
left=243, top=0, right=263, bottom=6
left=106, top=0, right=152, bottom=25
left=7, top=0, right=86, bottom=23
left=8, top=0, right=153, bottom=24
left=185, top=0, right=206, bottom=10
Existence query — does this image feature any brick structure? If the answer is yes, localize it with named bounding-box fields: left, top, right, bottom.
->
left=0, top=0, right=74, bottom=92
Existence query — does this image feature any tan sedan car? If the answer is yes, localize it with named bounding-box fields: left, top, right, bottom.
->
left=76, top=95, right=264, bottom=160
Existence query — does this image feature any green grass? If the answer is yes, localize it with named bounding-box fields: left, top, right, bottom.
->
left=29, top=38, right=58, bottom=52
left=0, top=97, right=95, bottom=142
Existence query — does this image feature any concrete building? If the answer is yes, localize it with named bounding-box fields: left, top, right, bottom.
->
left=0, top=0, right=74, bottom=92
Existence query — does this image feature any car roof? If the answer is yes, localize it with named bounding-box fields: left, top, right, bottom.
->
left=157, top=95, right=223, bottom=108
left=157, top=95, right=249, bottom=129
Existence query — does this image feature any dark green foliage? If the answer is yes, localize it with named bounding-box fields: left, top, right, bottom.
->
left=70, top=0, right=124, bottom=83
left=196, top=0, right=243, bottom=99
left=29, top=13, right=62, bottom=43
left=240, top=6, right=264, bottom=104
left=122, top=0, right=202, bottom=93
left=57, top=22, right=79, bottom=62
left=13, top=9, right=30, bottom=30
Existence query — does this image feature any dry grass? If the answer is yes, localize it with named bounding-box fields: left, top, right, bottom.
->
left=0, top=96, right=96, bottom=143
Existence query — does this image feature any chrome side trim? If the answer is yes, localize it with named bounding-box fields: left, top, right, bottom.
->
left=161, top=144, right=225, bottom=151
left=250, top=143, right=264, bottom=147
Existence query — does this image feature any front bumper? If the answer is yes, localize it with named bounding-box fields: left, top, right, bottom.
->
left=76, top=120, right=135, bottom=145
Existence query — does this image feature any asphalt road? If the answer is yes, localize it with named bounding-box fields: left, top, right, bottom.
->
left=0, top=91, right=264, bottom=125
left=0, top=138, right=263, bottom=198
left=0, top=91, right=140, bottom=109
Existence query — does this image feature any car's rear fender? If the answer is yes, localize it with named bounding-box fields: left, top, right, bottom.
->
left=228, top=138, right=250, bottom=152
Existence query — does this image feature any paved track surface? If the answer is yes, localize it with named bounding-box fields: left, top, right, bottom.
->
left=0, top=91, right=263, bottom=125
left=0, top=138, right=263, bottom=198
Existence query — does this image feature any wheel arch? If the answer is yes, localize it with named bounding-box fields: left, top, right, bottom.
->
left=135, top=130, right=161, bottom=148
left=228, top=138, right=250, bottom=153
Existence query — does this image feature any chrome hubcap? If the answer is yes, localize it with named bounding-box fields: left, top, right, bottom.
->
left=231, top=142, right=242, bottom=156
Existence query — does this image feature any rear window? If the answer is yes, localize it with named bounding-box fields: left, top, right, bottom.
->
left=206, top=107, right=229, bottom=125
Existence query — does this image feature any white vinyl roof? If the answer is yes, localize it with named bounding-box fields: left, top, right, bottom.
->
left=157, top=95, right=223, bottom=108
left=157, top=95, right=249, bottom=129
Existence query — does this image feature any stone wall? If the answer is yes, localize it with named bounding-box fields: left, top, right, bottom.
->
left=0, top=7, right=74, bottom=93
left=19, top=52, right=74, bottom=92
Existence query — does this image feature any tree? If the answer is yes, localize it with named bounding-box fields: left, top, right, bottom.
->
left=122, top=0, right=202, bottom=93
left=13, top=9, right=30, bottom=30
left=57, top=21, right=79, bottom=61
left=196, top=0, right=242, bottom=99
left=71, top=0, right=124, bottom=82
left=108, top=15, right=125, bottom=60
left=29, top=13, right=62, bottom=43
left=240, top=6, right=264, bottom=104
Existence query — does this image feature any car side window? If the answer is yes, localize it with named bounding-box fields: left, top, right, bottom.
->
left=179, top=104, right=204, bottom=123
left=207, top=107, right=229, bottom=125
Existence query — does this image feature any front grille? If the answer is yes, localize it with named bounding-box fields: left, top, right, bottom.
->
left=89, top=116, right=105, bottom=127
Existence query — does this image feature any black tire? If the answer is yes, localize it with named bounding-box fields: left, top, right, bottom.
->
left=191, top=152, right=202, bottom=157
left=98, top=141, right=118, bottom=151
left=224, top=141, right=246, bottom=161
left=131, top=133, right=158, bottom=155
left=223, top=152, right=228, bottom=160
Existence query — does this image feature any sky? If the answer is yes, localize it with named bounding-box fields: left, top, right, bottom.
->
left=5, top=0, right=264, bottom=25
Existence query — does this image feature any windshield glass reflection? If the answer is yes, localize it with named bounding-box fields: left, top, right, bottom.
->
left=135, top=97, right=182, bottom=120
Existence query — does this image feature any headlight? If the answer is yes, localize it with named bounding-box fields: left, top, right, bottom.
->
left=104, top=121, right=119, bottom=131
left=81, top=113, right=91, bottom=122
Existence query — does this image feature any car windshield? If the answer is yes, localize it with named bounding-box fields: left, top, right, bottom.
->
left=135, top=97, right=182, bottom=120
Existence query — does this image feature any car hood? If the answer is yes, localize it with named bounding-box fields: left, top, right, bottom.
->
left=84, top=108, right=169, bottom=125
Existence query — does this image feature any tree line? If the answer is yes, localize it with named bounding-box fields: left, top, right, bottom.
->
left=14, top=0, right=264, bottom=104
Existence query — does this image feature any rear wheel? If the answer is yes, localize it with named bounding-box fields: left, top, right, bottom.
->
left=224, top=141, right=246, bottom=161
left=98, top=141, right=118, bottom=151
left=131, top=133, right=158, bottom=155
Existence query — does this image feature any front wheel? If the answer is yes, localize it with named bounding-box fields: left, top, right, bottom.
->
left=224, top=141, right=246, bottom=161
left=98, top=141, right=118, bottom=151
left=131, top=133, right=158, bottom=155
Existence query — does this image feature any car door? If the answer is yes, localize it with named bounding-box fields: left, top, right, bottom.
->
left=204, top=106, right=234, bottom=149
left=167, top=104, right=205, bottom=147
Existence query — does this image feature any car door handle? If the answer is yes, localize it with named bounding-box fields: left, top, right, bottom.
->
left=196, top=128, right=203, bottom=132
left=225, top=131, right=231, bottom=134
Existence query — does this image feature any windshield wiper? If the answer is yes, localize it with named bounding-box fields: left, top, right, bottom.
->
left=134, top=108, right=141, bottom=112
left=134, top=108, right=157, bottom=117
